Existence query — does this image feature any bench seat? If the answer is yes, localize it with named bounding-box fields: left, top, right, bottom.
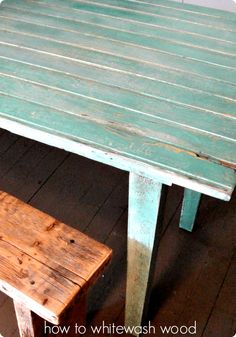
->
left=0, top=191, right=112, bottom=326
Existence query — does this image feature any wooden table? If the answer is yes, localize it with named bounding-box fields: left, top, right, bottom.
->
left=0, top=0, right=236, bottom=333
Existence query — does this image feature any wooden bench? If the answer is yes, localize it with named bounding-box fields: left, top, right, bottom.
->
left=0, top=191, right=112, bottom=337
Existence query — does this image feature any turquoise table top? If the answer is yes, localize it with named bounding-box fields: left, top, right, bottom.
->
left=0, top=0, right=236, bottom=201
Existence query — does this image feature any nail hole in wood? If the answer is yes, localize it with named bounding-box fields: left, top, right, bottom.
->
left=43, top=298, right=48, bottom=305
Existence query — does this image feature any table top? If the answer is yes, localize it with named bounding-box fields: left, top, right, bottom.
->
left=0, top=0, right=236, bottom=200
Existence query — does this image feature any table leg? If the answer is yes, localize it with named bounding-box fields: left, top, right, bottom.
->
left=179, top=189, right=201, bottom=232
left=125, top=173, right=163, bottom=335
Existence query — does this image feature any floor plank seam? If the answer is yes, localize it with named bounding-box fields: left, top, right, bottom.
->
left=200, top=250, right=235, bottom=337
left=103, top=207, right=128, bottom=245
left=0, top=135, right=19, bottom=160
left=0, top=139, right=35, bottom=179
left=28, top=152, right=70, bottom=204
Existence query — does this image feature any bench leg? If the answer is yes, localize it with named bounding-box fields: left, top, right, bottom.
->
left=14, top=295, right=86, bottom=337
left=14, top=300, right=43, bottom=337
left=125, top=173, right=163, bottom=336
left=179, top=189, right=202, bottom=232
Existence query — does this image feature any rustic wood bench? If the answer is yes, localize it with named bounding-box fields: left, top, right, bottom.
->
left=0, top=191, right=112, bottom=337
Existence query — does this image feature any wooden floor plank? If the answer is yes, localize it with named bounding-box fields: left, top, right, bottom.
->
left=0, top=131, right=19, bottom=157
left=83, top=174, right=128, bottom=242
left=202, top=253, right=236, bottom=337
left=86, top=210, right=127, bottom=333
left=0, top=137, right=34, bottom=179
left=0, top=142, right=67, bottom=202
left=149, top=191, right=236, bottom=337
left=30, top=155, right=123, bottom=230
left=190, top=191, right=236, bottom=254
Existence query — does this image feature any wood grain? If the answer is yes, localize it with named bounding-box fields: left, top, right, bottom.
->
left=14, top=301, right=44, bottom=337
left=0, top=191, right=112, bottom=324
left=0, top=132, right=235, bottom=336
left=126, top=173, right=163, bottom=334
left=0, top=0, right=235, bottom=202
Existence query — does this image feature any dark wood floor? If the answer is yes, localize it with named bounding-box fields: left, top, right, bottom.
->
left=0, top=129, right=235, bottom=337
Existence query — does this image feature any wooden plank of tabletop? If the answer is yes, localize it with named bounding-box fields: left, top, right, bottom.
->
left=1, top=22, right=236, bottom=86
left=151, top=0, right=236, bottom=18
left=73, top=0, right=236, bottom=21
left=5, top=0, right=236, bottom=22
left=0, top=20, right=235, bottom=121
left=1, top=12, right=236, bottom=71
left=6, top=0, right=236, bottom=31
left=61, top=0, right=236, bottom=29
left=1, top=5, right=236, bottom=58
left=0, top=0, right=235, bottom=200
left=3, top=0, right=236, bottom=45
left=0, top=58, right=235, bottom=168
left=1, top=42, right=236, bottom=103
left=0, top=92, right=235, bottom=199
left=10, top=0, right=236, bottom=37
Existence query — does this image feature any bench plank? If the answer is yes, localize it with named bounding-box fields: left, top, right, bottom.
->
left=0, top=239, right=82, bottom=324
left=0, top=191, right=112, bottom=323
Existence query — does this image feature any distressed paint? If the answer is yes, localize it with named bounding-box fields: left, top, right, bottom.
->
left=6, top=0, right=236, bottom=36
left=180, top=189, right=202, bottom=232
left=0, top=0, right=235, bottom=197
left=1, top=116, right=235, bottom=202
left=1, top=7, right=236, bottom=56
left=126, top=173, right=162, bottom=334
left=1, top=17, right=236, bottom=78
left=0, top=108, right=234, bottom=200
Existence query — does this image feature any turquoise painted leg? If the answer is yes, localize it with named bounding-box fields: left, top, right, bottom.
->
left=179, top=189, right=202, bottom=232
left=125, top=173, right=163, bottom=336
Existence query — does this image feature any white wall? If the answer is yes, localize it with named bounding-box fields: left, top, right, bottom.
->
left=169, top=0, right=236, bottom=13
